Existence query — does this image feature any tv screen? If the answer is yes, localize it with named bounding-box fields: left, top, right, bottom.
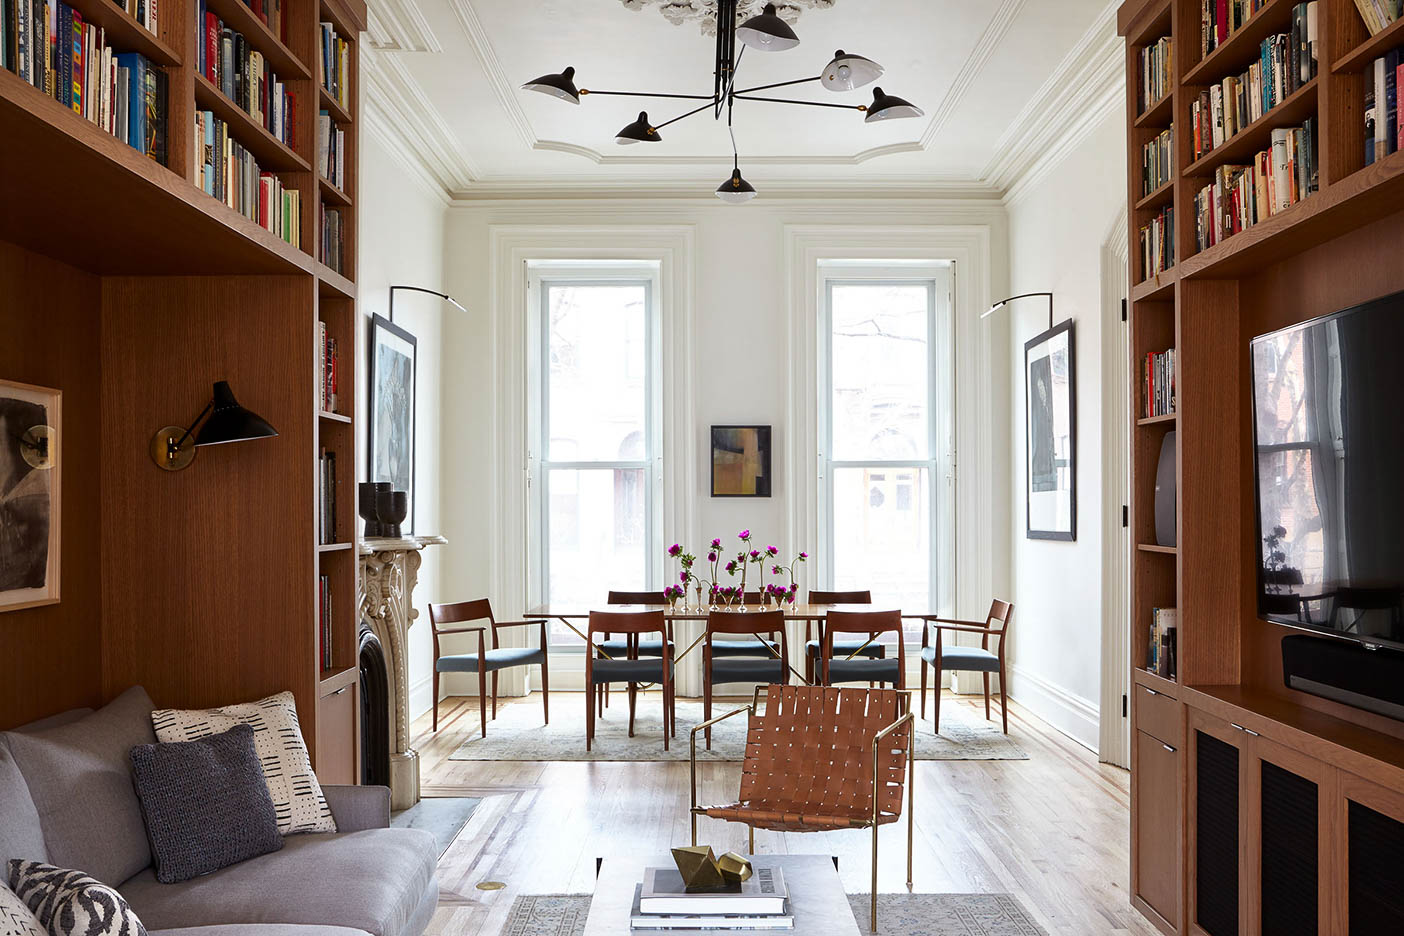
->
left=1251, top=291, right=1404, bottom=651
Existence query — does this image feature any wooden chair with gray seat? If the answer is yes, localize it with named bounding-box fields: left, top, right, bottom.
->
left=702, top=608, right=788, bottom=749
left=585, top=608, right=675, bottom=751
left=428, top=598, right=549, bottom=738
left=595, top=590, right=674, bottom=719
left=919, top=599, right=1013, bottom=734
left=821, top=609, right=905, bottom=690
left=804, top=589, right=883, bottom=684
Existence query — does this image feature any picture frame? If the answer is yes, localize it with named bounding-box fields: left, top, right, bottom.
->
left=710, top=425, right=772, bottom=498
left=1024, top=319, right=1076, bottom=541
left=368, top=314, right=417, bottom=534
left=0, top=378, right=61, bottom=612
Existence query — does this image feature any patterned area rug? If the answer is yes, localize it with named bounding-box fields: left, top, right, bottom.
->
left=503, top=893, right=1047, bottom=935
left=448, top=697, right=1026, bottom=762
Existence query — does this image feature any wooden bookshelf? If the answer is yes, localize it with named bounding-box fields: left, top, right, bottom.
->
left=0, top=0, right=366, bottom=789
left=1119, top=1, right=1404, bottom=933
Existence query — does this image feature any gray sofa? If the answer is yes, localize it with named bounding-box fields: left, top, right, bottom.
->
left=0, top=687, right=438, bottom=936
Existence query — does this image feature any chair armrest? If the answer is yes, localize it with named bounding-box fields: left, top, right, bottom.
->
left=689, top=704, right=754, bottom=842
left=491, top=621, right=542, bottom=629
left=925, top=617, right=993, bottom=629
left=324, top=784, right=390, bottom=832
left=927, top=622, right=999, bottom=636
left=434, top=624, right=488, bottom=635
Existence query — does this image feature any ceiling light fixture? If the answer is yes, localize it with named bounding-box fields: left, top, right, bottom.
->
left=522, top=0, right=921, bottom=201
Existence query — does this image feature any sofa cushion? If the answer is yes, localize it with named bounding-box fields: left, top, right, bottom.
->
left=2, top=687, right=156, bottom=886
left=0, top=744, right=46, bottom=868
left=152, top=693, right=334, bottom=836
left=119, top=829, right=436, bottom=936
left=130, top=726, right=283, bottom=884
left=8, top=860, right=148, bottom=936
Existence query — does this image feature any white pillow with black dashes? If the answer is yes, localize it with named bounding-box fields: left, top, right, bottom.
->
left=151, top=691, right=335, bottom=835
left=0, top=882, right=42, bottom=936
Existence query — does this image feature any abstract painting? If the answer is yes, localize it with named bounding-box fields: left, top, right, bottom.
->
left=0, top=379, right=60, bottom=612
left=369, top=315, right=417, bottom=534
left=711, top=425, right=771, bottom=497
left=1025, top=320, right=1075, bottom=540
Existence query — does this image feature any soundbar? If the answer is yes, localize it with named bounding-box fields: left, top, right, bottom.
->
left=1282, top=635, right=1404, bottom=722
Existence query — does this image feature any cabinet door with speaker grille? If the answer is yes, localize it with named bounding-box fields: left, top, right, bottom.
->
left=1341, top=774, right=1404, bottom=936
left=1249, top=737, right=1332, bottom=936
left=1189, top=710, right=1245, bottom=936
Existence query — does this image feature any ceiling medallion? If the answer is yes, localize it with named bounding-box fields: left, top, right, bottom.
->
left=525, top=1, right=921, bottom=203
left=619, top=1, right=834, bottom=36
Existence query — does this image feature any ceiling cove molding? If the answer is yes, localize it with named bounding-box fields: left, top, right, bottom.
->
left=363, top=109, right=452, bottom=206
left=982, top=0, right=1122, bottom=195
left=446, top=182, right=1005, bottom=204
left=366, top=0, right=441, bottom=53
left=530, top=139, right=925, bottom=167
left=362, top=46, right=478, bottom=194
left=1000, top=67, right=1121, bottom=206
left=444, top=0, right=536, bottom=150
left=917, top=0, right=1026, bottom=150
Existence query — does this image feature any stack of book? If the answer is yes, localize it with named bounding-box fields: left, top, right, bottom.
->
left=194, top=113, right=301, bottom=246
left=1191, top=6, right=1318, bottom=161
left=318, top=447, right=338, bottom=545
left=1148, top=608, right=1177, bottom=680
left=630, top=866, right=791, bottom=931
left=1352, top=0, right=1402, bottom=36
left=319, top=111, right=346, bottom=190
left=1139, top=36, right=1172, bottom=113
left=1201, top=0, right=1269, bottom=56
left=1143, top=349, right=1176, bottom=419
left=319, top=20, right=349, bottom=111
left=1192, top=119, right=1317, bottom=251
left=317, top=321, right=340, bottom=413
left=321, top=206, right=345, bottom=274
left=1139, top=205, right=1174, bottom=277
left=1363, top=48, right=1404, bottom=166
left=318, top=573, right=333, bottom=670
left=198, top=3, right=298, bottom=148
left=1142, top=126, right=1174, bottom=196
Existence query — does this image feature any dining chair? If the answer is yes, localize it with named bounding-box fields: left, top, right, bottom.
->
left=702, top=609, right=788, bottom=749
left=804, top=589, right=883, bottom=684
left=585, top=609, right=675, bottom=751
left=822, top=609, right=905, bottom=689
left=595, top=590, right=673, bottom=716
left=691, top=684, right=913, bottom=932
left=428, top=598, right=549, bottom=738
left=919, top=599, right=1014, bottom=734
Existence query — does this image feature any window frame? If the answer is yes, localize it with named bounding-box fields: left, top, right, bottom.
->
left=817, top=266, right=955, bottom=642
left=525, top=263, right=664, bottom=644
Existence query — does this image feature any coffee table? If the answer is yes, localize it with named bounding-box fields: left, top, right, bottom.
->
left=586, top=854, right=861, bottom=935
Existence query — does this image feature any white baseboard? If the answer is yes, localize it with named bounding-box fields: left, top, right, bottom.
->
left=409, top=675, right=434, bottom=721
left=1006, top=662, right=1100, bottom=752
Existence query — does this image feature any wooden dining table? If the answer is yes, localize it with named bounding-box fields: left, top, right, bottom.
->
left=524, top=602, right=939, bottom=686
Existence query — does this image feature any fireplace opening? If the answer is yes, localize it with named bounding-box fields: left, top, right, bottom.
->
left=359, top=622, right=390, bottom=787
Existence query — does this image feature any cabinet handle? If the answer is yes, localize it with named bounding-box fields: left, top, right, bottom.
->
left=1243, top=728, right=1260, bottom=737
left=1162, top=742, right=1176, bottom=753
left=1230, top=722, right=1247, bottom=732
left=1143, top=687, right=1159, bottom=696
left=332, top=685, right=349, bottom=696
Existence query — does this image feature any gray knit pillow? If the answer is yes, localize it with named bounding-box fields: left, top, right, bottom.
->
left=129, top=725, right=283, bottom=883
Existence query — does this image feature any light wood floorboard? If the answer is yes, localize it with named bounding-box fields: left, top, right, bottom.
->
left=411, top=691, right=1156, bottom=936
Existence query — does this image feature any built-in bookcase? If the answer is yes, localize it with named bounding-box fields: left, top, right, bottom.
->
left=1121, top=1, right=1404, bottom=933
left=0, top=0, right=365, bottom=781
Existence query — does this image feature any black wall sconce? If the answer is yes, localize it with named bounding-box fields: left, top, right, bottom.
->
left=149, top=380, right=279, bottom=471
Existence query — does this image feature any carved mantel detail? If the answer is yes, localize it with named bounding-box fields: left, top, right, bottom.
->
left=357, top=534, right=445, bottom=810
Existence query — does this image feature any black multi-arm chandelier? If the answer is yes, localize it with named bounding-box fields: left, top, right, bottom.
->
left=521, top=1, right=923, bottom=202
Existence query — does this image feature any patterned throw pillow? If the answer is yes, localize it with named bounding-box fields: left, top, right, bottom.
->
left=0, top=884, right=43, bottom=936
left=150, top=692, right=335, bottom=835
left=6, top=862, right=146, bottom=936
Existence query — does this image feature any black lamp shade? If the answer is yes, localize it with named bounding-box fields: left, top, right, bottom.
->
left=616, top=111, right=660, bottom=144
left=522, top=66, right=580, bottom=104
left=736, top=3, right=799, bottom=52
left=716, top=168, right=758, bottom=204
left=194, top=381, right=278, bottom=447
left=864, top=86, right=924, bottom=122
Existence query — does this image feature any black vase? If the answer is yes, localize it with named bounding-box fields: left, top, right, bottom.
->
left=361, top=481, right=392, bottom=537
left=376, top=490, right=408, bottom=538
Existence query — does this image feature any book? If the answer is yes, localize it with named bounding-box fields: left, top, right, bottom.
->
left=630, top=885, right=793, bottom=930
left=639, top=866, right=787, bottom=917
left=1149, top=608, right=1178, bottom=678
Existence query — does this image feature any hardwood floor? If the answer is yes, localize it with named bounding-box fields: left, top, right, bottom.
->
left=411, top=691, right=1157, bottom=935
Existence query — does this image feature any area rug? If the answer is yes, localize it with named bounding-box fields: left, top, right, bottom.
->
left=448, top=698, right=1026, bottom=762
left=390, top=796, right=479, bottom=857
left=502, top=893, right=1047, bottom=935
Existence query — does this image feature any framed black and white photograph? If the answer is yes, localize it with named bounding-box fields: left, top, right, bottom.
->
left=1025, top=320, right=1076, bottom=540
left=0, top=379, right=60, bottom=612
left=368, top=315, right=417, bottom=534
left=710, top=425, right=772, bottom=497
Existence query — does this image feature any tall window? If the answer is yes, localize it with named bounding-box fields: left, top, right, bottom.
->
left=820, top=269, right=953, bottom=643
left=528, top=266, right=660, bottom=641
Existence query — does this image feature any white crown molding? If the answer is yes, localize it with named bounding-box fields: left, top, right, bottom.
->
left=444, top=0, right=537, bottom=150
left=362, top=46, right=479, bottom=196
left=447, top=179, right=1005, bottom=203
left=918, top=0, right=1026, bottom=150
left=530, top=139, right=928, bottom=167
left=367, top=0, right=442, bottom=53
left=983, top=0, right=1124, bottom=202
left=363, top=108, right=453, bottom=207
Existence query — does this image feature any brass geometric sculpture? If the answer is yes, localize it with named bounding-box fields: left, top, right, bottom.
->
left=670, top=845, right=752, bottom=891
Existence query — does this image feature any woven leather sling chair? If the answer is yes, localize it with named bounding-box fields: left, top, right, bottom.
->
left=689, top=684, right=915, bottom=933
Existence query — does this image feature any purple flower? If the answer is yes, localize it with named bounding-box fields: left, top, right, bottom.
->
left=680, top=571, right=690, bottom=583
left=725, top=560, right=737, bottom=574
left=766, top=545, right=779, bottom=556
left=798, top=552, right=808, bottom=560
left=708, top=552, right=718, bottom=562
left=771, top=565, right=782, bottom=575
left=749, top=549, right=760, bottom=560
left=668, top=543, right=682, bottom=557
left=738, top=530, right=751, bottom=540
left=711, top=538, right=722, bottom=549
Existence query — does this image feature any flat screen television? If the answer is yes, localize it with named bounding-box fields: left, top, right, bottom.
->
left=1251, top=291, right=1404, bottom=651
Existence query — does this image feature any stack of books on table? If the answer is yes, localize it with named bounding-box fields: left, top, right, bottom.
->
left=630, top=865, right=791, bottom=930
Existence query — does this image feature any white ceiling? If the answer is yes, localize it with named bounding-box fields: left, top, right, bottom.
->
left=363, top=0, right=1119, bottom=197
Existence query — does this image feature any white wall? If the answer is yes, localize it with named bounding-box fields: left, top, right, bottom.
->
left=357, top=119, right=449, bottom=720
left=436, top=198, right=1011, bottom=696
left=1005, top=111, right=1126, bottom=750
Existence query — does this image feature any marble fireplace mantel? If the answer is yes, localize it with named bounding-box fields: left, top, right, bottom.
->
left=358, top=534, right=445, bottom=810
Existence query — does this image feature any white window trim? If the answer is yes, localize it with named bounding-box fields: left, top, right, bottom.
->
left=817, top=265, right=955, bottom=643
left=488, top=226, right=697, bottom=691
left=526, top=263, right=664, bottom=638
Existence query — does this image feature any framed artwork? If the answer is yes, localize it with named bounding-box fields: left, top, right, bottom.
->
left=0, top=379, right=61, bottom=612
left=711, top=425, right=772, bottom=497
left=368, top=315, right=417, bottom=534
left=1025, top=319, right=1076, bottom=540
